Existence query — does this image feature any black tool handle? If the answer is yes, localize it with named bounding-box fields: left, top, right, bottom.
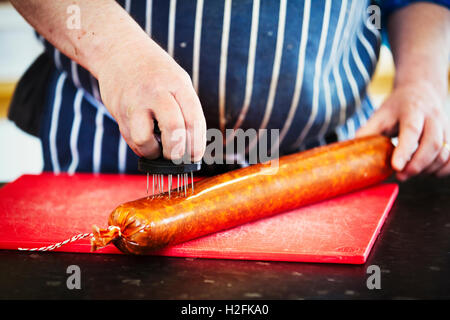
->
left=153, top=120, right=162, bottom=145
left=137, top=120, right=201, bottom=174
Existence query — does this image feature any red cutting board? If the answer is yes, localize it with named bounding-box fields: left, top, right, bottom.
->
left=0, top=173, right=398, bottom=264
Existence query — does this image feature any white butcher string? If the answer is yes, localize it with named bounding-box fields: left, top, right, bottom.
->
left=17, top=226, right=121, bottom=252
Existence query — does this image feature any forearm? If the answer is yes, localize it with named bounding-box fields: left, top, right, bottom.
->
left=10, top=0, right=156, bottom=78
left=387, top=2, right=450, bottom=99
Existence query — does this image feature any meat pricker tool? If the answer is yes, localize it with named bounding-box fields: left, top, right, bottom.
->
left=137, top=121, right=201, bottom=198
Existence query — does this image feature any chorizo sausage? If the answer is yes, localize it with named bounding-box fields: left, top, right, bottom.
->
left=91, top=135, right=394, bottom=254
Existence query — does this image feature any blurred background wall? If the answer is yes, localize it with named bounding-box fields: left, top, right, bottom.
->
left=0, top=1, right=43, bottom=182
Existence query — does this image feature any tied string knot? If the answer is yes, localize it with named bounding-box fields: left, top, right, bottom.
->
left=17, top=225, right=122, bottom=252
left=90, top=225, right=122, bottom=252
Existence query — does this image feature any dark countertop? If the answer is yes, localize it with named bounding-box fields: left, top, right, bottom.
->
left=0, top=175, right=449, bottom=300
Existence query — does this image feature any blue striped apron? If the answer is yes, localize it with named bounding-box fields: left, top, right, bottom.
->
left=38, top=0, right=381, bottom=174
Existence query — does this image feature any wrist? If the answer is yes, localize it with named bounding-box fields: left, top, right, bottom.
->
left=82, top=24, right=157, bottom=80
left=63, top=0, right=158, bottom=80
left=91, top=32, right=153, bottom=78
left=393, top=60, right=448, bottom=101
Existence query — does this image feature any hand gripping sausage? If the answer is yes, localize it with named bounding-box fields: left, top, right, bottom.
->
left=91, top=135, right=394, bottom=254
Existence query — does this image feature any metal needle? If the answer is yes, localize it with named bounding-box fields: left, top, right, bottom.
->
left=146, top=173, right=149, bottom=198
left=179, top=174, right=182, bottom=195
left=145, top=171, right=193, bottom=198
left=168, top=174, right=172, bottom=198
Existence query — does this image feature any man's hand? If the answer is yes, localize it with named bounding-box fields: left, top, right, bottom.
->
left=357, top=2, right=449, bottom=180
left=97, top=39, right=206, bottom=161
left=357, top=81, right=450, bottom=180
left=11, top=0, right=206, bottom=162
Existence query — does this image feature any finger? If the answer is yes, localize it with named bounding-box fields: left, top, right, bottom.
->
left=425, top=126, right=450, bottom=174
left=355, top=106, right=397, bottom=138
left=392, top=111, right=424, bottom=174
left=399, top=118, right=443, bottom=179
left=426, top=145, right=450, bottom=174
left=435, top=159, right=450, bottom=177
left=126, top=108, right=161, bottom=159
left=152, top=92, right=187, bottom=160
left=434, top=125, right=450, bottom=177
left=174, top=85, right=207, bottom=162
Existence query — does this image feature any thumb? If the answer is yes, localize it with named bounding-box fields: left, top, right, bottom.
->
left=356, top=106, right=396, bottom=138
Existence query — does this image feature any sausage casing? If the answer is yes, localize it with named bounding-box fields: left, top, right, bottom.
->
left=91, top=135, right=394, bottom=254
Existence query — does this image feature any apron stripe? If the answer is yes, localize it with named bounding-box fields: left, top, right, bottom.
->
left=247, top=0, right=287, bottom=154
left=342, top=0, right=362, bottom=123
left=291, top=0, right=331, bottom=150
left=151, top=0, right=170, bottom=50
left=192, top=0, right=204, bottom=92
left=276, top=0, right=311, bottom=148
left=68, top=89, right=83, bottom=174
left=352, top=41, right=370, bottom=84
left=118, top=135, right=128, bottom=174
left=357, top=29, right=377, bottom=70
left=93, top=108, right=104, bottom=174
left=125, top=0, right=131, bottom=13
left=319, top=0, right=348, bottom=138
left=167, top=0, right=177, bottom=57
left=218, top=0, right=232, bottom=134
left=145, top=0, right=153, bottom=36
left=230, top=0, right=260, bottom=133
left=90, top=75, right=104, bottom=174
left=38, top=0, right=382, bottom=173
left=49, top=72, right=67, bottom=174
left=53, top=48, right=62, bottom=70
left=70, top=60, right=81, bottom=88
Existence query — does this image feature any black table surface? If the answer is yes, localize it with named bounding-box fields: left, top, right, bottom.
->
left=0, top=175, right=449, bottom=300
